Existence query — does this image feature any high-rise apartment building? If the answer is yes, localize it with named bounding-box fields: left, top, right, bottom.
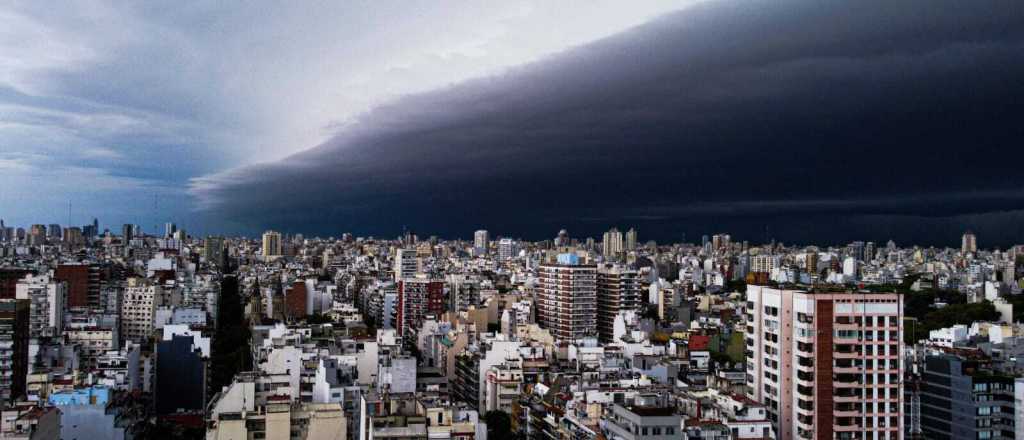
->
left=262, top=231, right=282, bottom=259
left=62, top=227, right=83, bottom=246
left=713, top=233, right=731, bottom=251
left=596, top=263, right=640, bottom=342
left=204, top=236, right=225, bottom=267
left=624, top=228, right=638, bottom=251
left=497, top=238, right=515, bottom=261
left=122, top=224, right=134, bottom=242
left=28, top=225, right=46, bottom=246
left=15, top=274, right=65, bottom=338
left=537, top=253, right=596, bottom=342
left=805, top=253, right=819, bottom=277
left=55, top=263, right=101, bottom=310
left=745, top=286, right=904, bottom=440
left=393, top=248, right=418, bottom=282
left=473, top=230, right=489, bottom=255
left=122, top=279, right=163, bottom=343
left=962, top=232, right=977, bottom=255
left=603, top=228, right=623, bottom=258
left=919, top=353, right=1015, bottom=440
left=0, top=299, right=29, bottom=404
left=396, top=278, right=444, bottom=337
left=751, top=255, right=776, bottom=274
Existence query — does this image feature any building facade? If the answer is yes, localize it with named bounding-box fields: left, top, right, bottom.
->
left=537, top=254, right=596, bottom=342
left=745, top=286, right=904, bottom=440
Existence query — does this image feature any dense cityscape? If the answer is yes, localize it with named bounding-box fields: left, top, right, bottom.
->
left=3, top=1, right=1023, bottom=440
left=0, top=220, right=1021, bottom=439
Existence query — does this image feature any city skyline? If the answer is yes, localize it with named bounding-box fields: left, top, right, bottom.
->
left=1, top=1, right=1023, bottom=246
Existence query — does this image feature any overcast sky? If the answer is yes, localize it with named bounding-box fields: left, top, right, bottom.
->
left=3, top=1, right=1024, bottom=246
left=0, top=1, right=686, bottom=232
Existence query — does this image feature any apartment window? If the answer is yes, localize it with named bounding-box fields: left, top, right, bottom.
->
left=665, top=428, right=674, bottom=435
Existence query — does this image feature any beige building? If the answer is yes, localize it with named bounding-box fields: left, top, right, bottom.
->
left=262, top=230, right=282, bottom=259
left=122, top=279, right=162, bottom=343
left=206, top=378, right=346, bottom=440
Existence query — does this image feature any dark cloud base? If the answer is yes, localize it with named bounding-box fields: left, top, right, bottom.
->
left=192, top=0, right=1024, bottom=248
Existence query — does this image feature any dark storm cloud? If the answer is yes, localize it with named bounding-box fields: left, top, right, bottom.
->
left=191, top=0, right=1024, bottom=246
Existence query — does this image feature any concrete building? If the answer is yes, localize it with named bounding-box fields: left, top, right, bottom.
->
left=396, top=278, right=444, bottom=339
left=206, top=378, right=347, bottom=440
left=605, top=393, right=682, bottom=440
left=0, top=299, right=29, bottom=404
left=204, top=236, right=226, bottom=266
left=624, top=228, right=638, bottom=252
left=15, top=274, right=65, bottom=338
left=48, top=386, right=125, bottom=440
left=54, top=263, right=100, bottom=310
left=473, top=230, right=489, bottom=255
left=962, top=231, right=978, bottom=255
left=484, top=362, right=522, bottom=413
left=122, top=278, right=162, bottom=343
left=537, top=254, right=596, bottom=342
left=603, top=228, right=623, bottom=258
left=155, top=333, right=207, bottom=414
left=498, top=238, right=515, bottom=261
left=745, top=285, right=904, bottom=440
left=596, top=264, right=640, bottom=343
left=393, top=248, right=419, bottom=282
left=262, top=230, right=282, bottom=259
left=920, top=353, right=1014, bottom=440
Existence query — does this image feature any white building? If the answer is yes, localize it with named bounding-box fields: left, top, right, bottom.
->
left=122, top=279, right=163, bottom=343
left=16, top=274, right=65, bottom=338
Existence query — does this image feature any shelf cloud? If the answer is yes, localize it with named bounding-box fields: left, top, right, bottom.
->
left=191, top=0, right=1024, bottom=245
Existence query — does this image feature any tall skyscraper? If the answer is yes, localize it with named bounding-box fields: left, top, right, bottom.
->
left=624, top=228, right=638, bottom=251
left=473, top=230, right=489, bottom=255
left=537, top=253, right=596, bottom=342
left=262, top=230, right=282, bottom=258
left=596, top=263, right=640, bottom=342
left=962, top=231, right=977, bottom=255
left=745, top=286, right=904, bottom=440
left=602, top=228, right=623, bottom=258
left=165, top=222, right=177, bottom=239
left=122, top=223, right=134, bottom=242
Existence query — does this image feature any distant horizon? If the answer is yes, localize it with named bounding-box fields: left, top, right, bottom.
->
left=2, top=216, right=1013, bottom=251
